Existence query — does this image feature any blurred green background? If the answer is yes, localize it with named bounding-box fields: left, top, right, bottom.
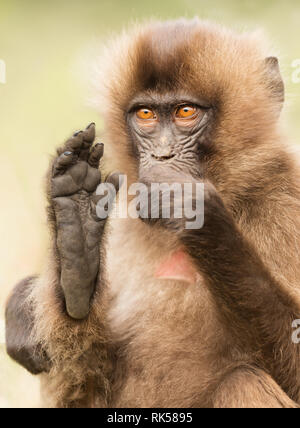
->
left=0, top=0, right=300, bottom=408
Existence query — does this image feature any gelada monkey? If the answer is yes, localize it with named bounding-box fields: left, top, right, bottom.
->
left=5, top=19, right=300, bottom=408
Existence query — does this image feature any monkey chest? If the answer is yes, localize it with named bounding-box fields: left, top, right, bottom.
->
left=105, top=219, right=221, bottom=406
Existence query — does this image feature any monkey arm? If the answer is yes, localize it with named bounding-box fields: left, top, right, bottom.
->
left=5, top=277, right=50, bottom=375
left=5, top=265, right=113, bottom=407
left=179, top=183, right=300, bottom=402
left=48, top=124, right=104, bottom=320
left=4, top=125, right=120, bottom=407
left=47, top=124, right=121, bottom=320
left=211, top=366, right=299, bottom=408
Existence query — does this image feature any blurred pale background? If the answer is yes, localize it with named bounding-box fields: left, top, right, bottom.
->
left=0, top=0, right=300, bottom=408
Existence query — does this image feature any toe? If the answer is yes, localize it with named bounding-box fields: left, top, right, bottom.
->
left=57, top=131, right=84, bottom=156
left=90, top=172, right=123, bottom=221
left=83, top=123, right=96, bottom=143
left=53, top=151, right=76, bottom=177
left=88, top=143, right=104, bottom=168
left=105, top=171, right=124, bottom=193
left=79, top=123, right=96, bottom=160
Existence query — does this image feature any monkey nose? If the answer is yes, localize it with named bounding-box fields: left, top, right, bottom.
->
left=151, top=147, right=175, bottom=162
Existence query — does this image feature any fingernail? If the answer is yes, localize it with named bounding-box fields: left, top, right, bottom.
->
left=73, top=130, right=83, bottom=137
left=86, top=122, right=95, bottom=129
left=95, top=142, right=104, bottom=147
left=64, top=151, right=73, bottom=156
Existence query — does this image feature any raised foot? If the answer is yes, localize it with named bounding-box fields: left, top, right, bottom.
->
left=49, top=123, right=121, bottom=320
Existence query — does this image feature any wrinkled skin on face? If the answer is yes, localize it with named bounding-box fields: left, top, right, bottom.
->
left=127, top=92, right=215, bottom=181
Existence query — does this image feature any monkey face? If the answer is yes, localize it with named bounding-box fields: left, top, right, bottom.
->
left=126, top=92, right=213, bottom=179
left=97, top=19, right=285, bottom=196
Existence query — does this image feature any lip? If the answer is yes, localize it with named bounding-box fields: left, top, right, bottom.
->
left=151, top=153, right=176, bottom=162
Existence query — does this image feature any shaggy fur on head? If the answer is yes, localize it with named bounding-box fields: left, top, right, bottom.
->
left=93, top=19, right=284, bottom=183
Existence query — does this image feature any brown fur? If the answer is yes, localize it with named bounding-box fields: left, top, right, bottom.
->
left=7, top=19, right=300, bottom=408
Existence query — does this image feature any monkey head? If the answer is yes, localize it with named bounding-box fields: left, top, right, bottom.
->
left=95, top=19, right=286, bottom=205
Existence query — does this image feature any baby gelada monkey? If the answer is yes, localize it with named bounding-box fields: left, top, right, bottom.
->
left=5, top=19, right=300, bottom=408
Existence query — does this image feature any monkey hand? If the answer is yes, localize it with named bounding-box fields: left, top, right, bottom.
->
left=139, top=171, right=234, bottom=243
left=139, top=174, right=238, bottom=270
left=138, top=168, right=213, bottom=232
left=49, top=123, right=121, bottom=320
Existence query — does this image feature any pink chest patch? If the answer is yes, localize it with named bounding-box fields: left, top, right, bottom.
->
left=155, top=249, right=198, bottom=284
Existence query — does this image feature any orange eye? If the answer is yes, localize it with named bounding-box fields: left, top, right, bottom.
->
left=136, top=108, right=156, bottom=120
left=175, top=105, right=197, bottom=119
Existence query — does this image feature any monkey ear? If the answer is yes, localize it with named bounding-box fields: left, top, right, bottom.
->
left=264, top=56, right=285, bottom=112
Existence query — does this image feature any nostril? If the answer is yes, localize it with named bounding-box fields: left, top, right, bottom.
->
left=151, top=153, right=175, bottom=162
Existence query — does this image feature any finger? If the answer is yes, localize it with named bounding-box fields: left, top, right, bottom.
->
left=79, top=123, right=96, bottom=161
left=83, top=122, right=96, bottom=143
left=105, top=171, right=124, bottom=194
left=90, top=172, right=124, bottom=221
left=57, top=131, right=84, bottom=156
left=88, top=143, right=104, bottom=168
left=53, top=151, right=76, bottom=177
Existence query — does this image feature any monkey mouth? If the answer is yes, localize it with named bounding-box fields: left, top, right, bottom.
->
left=151, top=153, right=176, bottom=162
